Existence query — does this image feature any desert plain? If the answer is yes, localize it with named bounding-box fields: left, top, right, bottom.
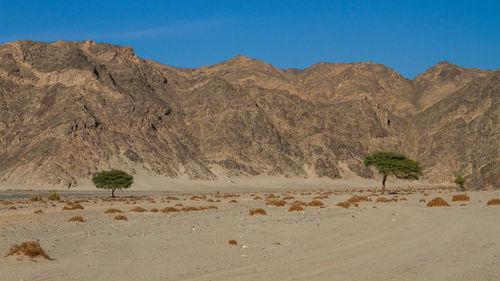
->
left=1, top=185, right=500, bottom=281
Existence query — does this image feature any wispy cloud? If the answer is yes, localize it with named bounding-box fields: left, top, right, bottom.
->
left=0, top=18, right=233, bottom=43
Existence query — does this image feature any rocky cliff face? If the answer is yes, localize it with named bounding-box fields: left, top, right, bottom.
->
left=0, top=40, right=497, bottom=189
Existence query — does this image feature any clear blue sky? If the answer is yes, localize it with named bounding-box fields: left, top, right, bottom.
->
left=1, top=0, right=499, bottom=78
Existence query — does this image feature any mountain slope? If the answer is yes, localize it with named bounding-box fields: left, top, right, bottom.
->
left=0, top=40, right=497, bottom=189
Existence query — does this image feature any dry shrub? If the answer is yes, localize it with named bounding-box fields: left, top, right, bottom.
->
left=104, top=208, right=123, bottom=214
left=191, top=195, right=205, bottom=200
left=249, top=208, right=267, bottom=216
left=451, top=194, right=470, bottom=202
left=129, top=207, right=147, bottom=212
left=288, top=205, right=304, bottom=212
left=62, top=204, right=84, bottom=210
left=161, top=207, right=180, bottom=213
left=68, top=216, right=84, bottom=222
left=376, top=197, right=394, bottom=203
left=175, top=203, right=184, bottom=207
left=228, top=240, right=237, bottom=245
left=8, top=206, right=17, bottom=210
left=427, top=197, right=451, bottom=207
left=290, top=200, right=307, bottom=206
left=165, top=196, right=179, bottom=200
left=207, top=199, right=215, bottom=203
left=347, top=195, right=370, bottom=204
left=266, top=193, right=278, bottom=199
left=423, top=193, right=429, bottom=196
left=282, top=196, right=295, bottom=200
left=228, top=200, right=238, bottom=203
left=266, top=200, right=287, bottom=207
left=313, top=195, right=329, bottom=199
left=1, top=201, right=14, bottom=205
left=114, top=215, right=128, bottom=221
left=272, top=242, right=280, bottom=246
left=487, top=199, right=500, bottom=206
left=34, top=210, right=43, bottom=214
left=5, top=241, right=51, bottom=259
left=300, top=192, right=312, bottom=196
left=307, top=200, right=325, bottom=207
left=29, top=192, right=43, bottom=202
left=253, top=196, right=262, bottom=200
left=419, top=198, right=426, bottom=202
left=336, top=202, right=350, bottom=208
left=182, top=206, right=200, bottom=212
left=150, top=208, right=159, bottom=213
left=460, top=203, right=466, bottom=207
left=207, top=205, right=218, bottom=210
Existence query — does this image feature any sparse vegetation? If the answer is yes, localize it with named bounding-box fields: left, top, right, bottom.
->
left=364, top=152, right=422, bottom=194
left=68, top=216, right=84, bottom=222
left=451, top=194, right=470, bottom=202
left=288, top=204, right=304, bottom=212
left=228, top=240, right=237, bottom=245
left=29, top=192, right=43, bottom=202
left=47, top=190, right=61, bottom=201
left=487, top=199, right=500, bottom=206
left=162, top=207, right=180, bottom=213
left=104, top=208, right=123, bottom=214
left=92, top=170, right=134, bottom=198
left=129, top=207, right=147, bottom=212
left=5, top=241, right=51, bottom=259
left=114, top=215, right=128, bottom=221
left=307, top=200, right=324, bottom=207
left=266, top=200, right=287, bottom=207
left=427, top=197, right=451, bottom=207
left=454, top=176, right=467, bottom=191
left=249, top=208, right=267, bottom=216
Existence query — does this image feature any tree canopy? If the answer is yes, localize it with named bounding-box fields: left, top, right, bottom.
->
left=92, top=170, right=134, bottom=197
left=364, top=152, right=422, bottom=193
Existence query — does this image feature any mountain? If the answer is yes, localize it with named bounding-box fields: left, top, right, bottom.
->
left=0, top=40, right=497, bottom=189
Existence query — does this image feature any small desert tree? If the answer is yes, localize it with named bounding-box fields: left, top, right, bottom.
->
left=92, top=170, right=133, bottom=198
left=454, top=176, right=466, bottom=191
left=364, top=152, right=422, bottom=194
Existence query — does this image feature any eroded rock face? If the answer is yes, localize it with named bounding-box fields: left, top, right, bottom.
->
left=0, top=40, right=497, bottom=188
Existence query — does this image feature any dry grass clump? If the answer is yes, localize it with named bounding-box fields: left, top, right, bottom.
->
left=288, top=204, right=305, bottom=212
left=347, top=195, right=370, bottom=204
left=266, top=193, right=278, bottom=199
left=150, top=208, right=159, bottom=213
left=190, top=195, right=206, bottom=200
left=290, top=200, right=306, bottom=206
left=62, top=204, right=84, bottom=210
left=105, top=208, right=123, bottom=214
left=249, top=208, right=267, bottom=216
left=207, top=199, right=215, bottom=203
left=451, top=194, right=470, bottom=202
left=8, top=206, right=17, bottom=210
left=228, top=240, right=237, bottom=245
left=337, top=202, right=350, bottom=208
left=307, top=200, right=325, bottom=207
left=253, top=196, right=262, bottom=200
left=29, top=192, right=44, bottom=202
left=182, top=206, right=201, bottom=212
left=165, top=196, right=179, bottom=200
left=313, top=195, right=329, bottom=199
left=427, top=197, right=451, bottom=207
left=376, top=197, right=395, bottom=203
left=282, top=195, right=295, bottom=200
left=129, top=207, right=147, bottom=212
left=5, top=241, right=51, bottom=259
left=487, top=199, right=500, bottom=206
left=266, top=200, right=287, bottom=207
left=419, top=198, right=426, bottom=202
left=68, top=216, right=84, bottom=222
left=162, top=207, right=180, bottom=213
left=114, top=215, right=128, bottom=221
left=228, top=199, right=238, bottom=203
left=34, top=210, right=43, bottom=214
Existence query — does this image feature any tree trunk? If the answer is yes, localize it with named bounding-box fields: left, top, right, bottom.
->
left=381, top=175, right=387, bottom=194
left=111, top=188, right=115, bottom=198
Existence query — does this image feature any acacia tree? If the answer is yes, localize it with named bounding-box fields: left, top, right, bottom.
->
left=454, top=176, right=466, bottom=191
left=92, top=170, right=134, bottom=198
left=364, top=152, right=422, bottom=194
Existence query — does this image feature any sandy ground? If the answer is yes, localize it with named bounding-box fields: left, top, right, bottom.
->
left=1, top=186, right=499, bottom=281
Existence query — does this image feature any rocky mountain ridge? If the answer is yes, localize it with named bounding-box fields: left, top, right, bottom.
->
left=0, top=40, right=497, bottom=189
